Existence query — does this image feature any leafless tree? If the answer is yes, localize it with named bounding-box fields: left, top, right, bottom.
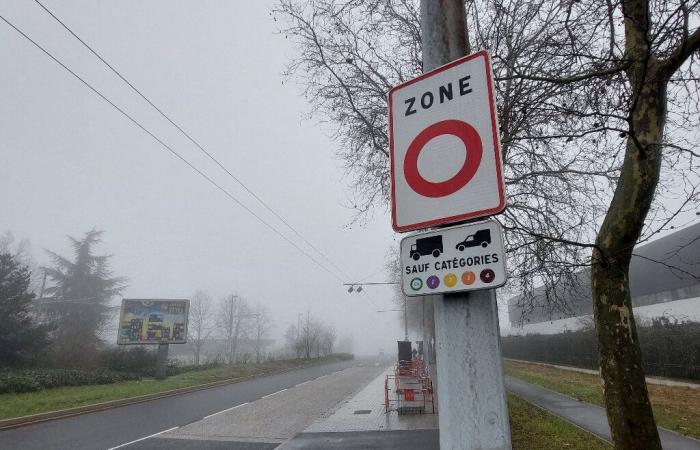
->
left=274, top=0, right=609, bottom=317
left=284, top=323, right=304, bottom=358
left=276, top=0, right=700, bottom=447
left=284, top=312, right=336, bottom=358
left=189, top=290, right=214, bottom=365
left=252, top=304, right=273, bottom=363
left=319, top=325, right=337, bottom=356
left=300, top=312, right=322, bottom=359
left=217, top=294, right=252, bottom=363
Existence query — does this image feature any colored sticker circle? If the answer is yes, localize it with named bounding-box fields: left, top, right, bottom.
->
left=410, top=277, right=423, bottom=291
left=462, top=271, right=476, bottom=285
left=480, top=268, right=495, bottom=284
left=426, top=275, right=440, bottom=289
left=444, top=273, right=458, bottom=287
left=403, top=120, right=483, bottom=198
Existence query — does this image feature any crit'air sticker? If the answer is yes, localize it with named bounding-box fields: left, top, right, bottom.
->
left=410, top=277, right=423, bottom=291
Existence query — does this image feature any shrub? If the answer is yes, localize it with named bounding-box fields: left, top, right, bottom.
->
left=102, top=347, right=157, bottom=377
left=0, top=368, right=140, bottom=394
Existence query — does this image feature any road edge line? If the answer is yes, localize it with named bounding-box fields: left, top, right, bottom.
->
left=106, top=426, right=179, bottom=449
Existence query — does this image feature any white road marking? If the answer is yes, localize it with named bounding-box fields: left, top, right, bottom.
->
left=262, top=388, right=286, bottom=399
left=296, top=380, right=312, bottom=387
left=106, top=426, right=178, bottom=449
left=203, top=402, right=249, bottom=419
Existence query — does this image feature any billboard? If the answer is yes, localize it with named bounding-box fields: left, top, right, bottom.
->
left=117, top=299, right=189, bottom=345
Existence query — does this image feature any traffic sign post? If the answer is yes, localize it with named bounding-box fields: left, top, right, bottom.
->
left=387, top=1, right=512, bottom=449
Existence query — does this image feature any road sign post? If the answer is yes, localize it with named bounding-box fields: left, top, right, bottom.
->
left=155, top=343, right=169, bottom=380
left=386, top=2, right=512, bottom=449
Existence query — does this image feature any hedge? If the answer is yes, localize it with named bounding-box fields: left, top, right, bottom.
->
left=0, top=368, right=140, bottom=394
left=502, top=319, right=700, bottom=380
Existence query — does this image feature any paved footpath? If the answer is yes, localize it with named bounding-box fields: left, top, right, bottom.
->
left=282, top=367, right=439, bottom=449
left=505, top=376, right=700, bottom=450
left=126, top=362, right=389, bottom=449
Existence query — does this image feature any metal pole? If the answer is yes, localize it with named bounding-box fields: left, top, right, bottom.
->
left=156, top=343, right=169, bottom=380
left=404, top=296, right=408, bottom=340
left=420, top=1, right=511, bottom=449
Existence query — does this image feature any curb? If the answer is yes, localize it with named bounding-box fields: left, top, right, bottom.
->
left=0, top=358, right=350, bottom=431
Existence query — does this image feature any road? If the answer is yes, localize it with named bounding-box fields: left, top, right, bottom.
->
left=0, top=358, right=375, bottom=450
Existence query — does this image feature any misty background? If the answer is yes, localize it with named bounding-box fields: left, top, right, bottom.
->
left=0, top=0, right=417, bottom=355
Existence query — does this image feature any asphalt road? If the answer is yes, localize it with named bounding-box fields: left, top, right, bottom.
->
left=0, top=358, right=370, bottom=450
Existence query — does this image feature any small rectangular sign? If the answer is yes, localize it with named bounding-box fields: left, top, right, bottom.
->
left=400, top=220, right=507, bottom=296
left=117, top=299, right=189, bottom=345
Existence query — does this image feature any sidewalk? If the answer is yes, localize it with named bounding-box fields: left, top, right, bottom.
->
left=505, top=376, right=700, bottom=450
left=281, top=367, right=439, bottom=449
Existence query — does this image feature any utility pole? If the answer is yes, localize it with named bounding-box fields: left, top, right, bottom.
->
left=403, top=296, right=408, bottom=341
left=420, top=1, right=511, bottom=449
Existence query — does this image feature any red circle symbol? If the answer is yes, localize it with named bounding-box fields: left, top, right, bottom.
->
left=403, top=120, right=483, bottom=198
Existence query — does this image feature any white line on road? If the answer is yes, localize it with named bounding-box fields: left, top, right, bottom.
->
left=262, top=388, right=286, bottom=399
left=296, top=380, right=312, bottom=387
left=203, top=402, right=249, bottom=420
left=106, top=426, right=178, bottom=449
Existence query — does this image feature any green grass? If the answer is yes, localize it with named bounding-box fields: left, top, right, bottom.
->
left=0, top=355, right=350, bottom=421
left=509, top=394, right=611, bottom=449
left=506, top=360, right=700, bottom=440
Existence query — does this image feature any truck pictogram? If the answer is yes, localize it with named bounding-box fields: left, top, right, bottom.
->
left=410, top=235, right=443, bottom=260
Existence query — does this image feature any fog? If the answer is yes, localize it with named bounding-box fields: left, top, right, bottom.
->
left=0, top=0, right=411, bottom=355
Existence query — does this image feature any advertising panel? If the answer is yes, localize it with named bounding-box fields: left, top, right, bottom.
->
left=117, top=299, right=189, bottom=345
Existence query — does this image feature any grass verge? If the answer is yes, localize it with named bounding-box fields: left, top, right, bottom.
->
left=505, top=360, right=700, bottom=440
left=509, top=394, right=611, bottom=449
left=0, top=354, right=351, bottom=421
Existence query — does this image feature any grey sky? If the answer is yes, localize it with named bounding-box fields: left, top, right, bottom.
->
left=0, top=0, right=406, bottom=354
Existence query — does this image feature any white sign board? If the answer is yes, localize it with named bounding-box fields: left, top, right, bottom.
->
left=389, top=51, right=505, bottom=232
left=400, top=220, right=507, bottom=296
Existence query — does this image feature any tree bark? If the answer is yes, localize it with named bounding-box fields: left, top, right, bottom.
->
left=591, top=1, right=665, bottom=448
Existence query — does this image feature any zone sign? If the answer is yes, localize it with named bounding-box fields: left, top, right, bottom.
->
left=389, top=51, right=505, bottom=232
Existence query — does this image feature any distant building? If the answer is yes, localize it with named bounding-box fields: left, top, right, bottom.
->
left=508, top=222, right=700, bottom=332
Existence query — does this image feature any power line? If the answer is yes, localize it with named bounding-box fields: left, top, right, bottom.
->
left=0, top=12, right=344, bottom=283
left=33, top=0, right=351, bottom=281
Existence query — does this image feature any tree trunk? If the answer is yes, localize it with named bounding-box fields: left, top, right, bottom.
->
left=591, top=3, right=666, bottom=444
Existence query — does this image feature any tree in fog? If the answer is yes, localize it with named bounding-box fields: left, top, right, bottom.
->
left=43, top=229, right=126, bottom=366
left=189, top=290, right=214, bottom=365
left=284, top=323, right=304, bottom=358
left=1, top=230, right=44, bottom=294
left=319, top=325, right=337, bottom=356
left=300, top=312, right=321, bottom=359
left=252, top=304, right=273, bottom=363
left=287, top=312, right=336, bottom=359
left=336, top=333, right=354, bottom=355
left=0, top=252, right=51, bottom=366
left=217, top=294, right=251, bottom=363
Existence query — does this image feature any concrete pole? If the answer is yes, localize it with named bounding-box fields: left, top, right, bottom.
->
left=155, top=343, right=169, bottom=380
left=420, top=1, right=511, bottom=449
